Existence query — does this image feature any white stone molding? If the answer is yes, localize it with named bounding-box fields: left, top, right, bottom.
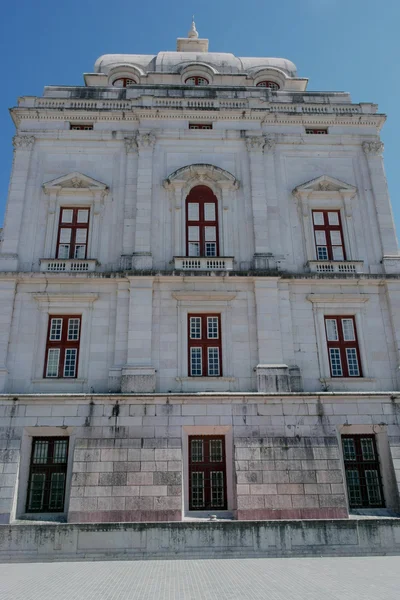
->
left=12, top=135, right=35, bottom=150
left=307, top=294, right=372, bottom=386
left=362, top=141, right=384, bottom=155
left=293, top=175, right=359, bottom=266
left=42, top=172, right=108, bottom=260
left=172, top=292, right=237, bottom=302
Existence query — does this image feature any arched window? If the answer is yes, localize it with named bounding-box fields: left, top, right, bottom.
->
left=185, top=76, right=209, bottom=86
left=112, top=77, right=137, bottom=88
left=256, top=81, right=280, bottom=90
left=186, top=186, right=219, bottom=257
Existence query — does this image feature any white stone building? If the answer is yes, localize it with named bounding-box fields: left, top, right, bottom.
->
left=0, top=22, right=400, bottom=524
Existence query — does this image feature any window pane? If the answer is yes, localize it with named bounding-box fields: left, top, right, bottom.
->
left=191, top=472, right=205, bottom=508
left=190, top=347, right=202, bottom=376
left=346, top=470, right=362, bottom=506
left=317, top=246, right=328, bottom=260
left=188, top=203, right=199, bottom=221
left=68, top=318, right=80, bottom=341
left=346, top=348, right=360, bottom=376
left=325, top=319, right=338, bottom=341
left=58, top=245, right=70, bottom=259
left=53, top=440, right=68, bottom=463
left=74, top=245, right=86, bottom=259
left=329, top=348, right=343, bottom=376
left=61, top=209, right=73, bottom=223
left=77, top=209, right=89, bottom=223
left=365, top=470, right=382, bottom=505
left=361, top=438, right=375, bottom=461
left=342, top=319, right=355, bottom=341
left=49, top=472, right=66, bottom=510
left=64, top=348, right=77, bottom=377
left=188, top=242, right=200, bottom=257
left=210, top=471, right=225, bottom=508
left=33, top=440, right=49, bottom=464
left=207, top=317, right=219, bottom=339
left=46, top=348, right=60, bottom=377
left=188, top=226, right=199, bottom=241
left=342, top=438, right=356, bottom=461
left=315, top=231, right=326, bottom=245
left=50, top=318, right=63, bottom=341
left=75, top=229, right=87, bottom=243
left=208, top=347, right=220, bottom=376
left=204, top=203, right=216, bottom=221
left=330, top=230, right=342, bottom=246
left=191, top=439, right=204, bottom=462
left=205, top=242, right=217, bottom=257
left=59, top=228, right=71, bottom=243
left=313, top=212, right=325, bottom=225
left=332, top=246, right=344, bottom=260
left=190, top=317, right=202, bottom=339
left=210, top=440, right=223, bottom=462
left=205, top=227, right=216, bottom=242
left=27, top=473, right=46, bottom=511
left=328, top=212, right=339, bottom=225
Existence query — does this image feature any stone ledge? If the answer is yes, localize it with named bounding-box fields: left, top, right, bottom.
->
left=1, top=518, right=400, bottom=562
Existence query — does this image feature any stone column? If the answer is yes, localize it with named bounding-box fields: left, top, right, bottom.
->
left=121, top=137, right=137, bottom=269
left=43, top=190, right=58, bottom=258
left=219, top=184, right=235, bottom=258
left=0, top=280, right=16, bottom=392
left=121, top=277, right=156, bottom=392
left=0, top=135, right=35, bottom=270
left=246, top=136, right=270, bottom=269
left=363, top=141, right=399, bottom=262
left=132, top=132, right=156, bottom=270
left=264, top=136, right=281, bottom=266
left=385, top=281, right=400, bottom=389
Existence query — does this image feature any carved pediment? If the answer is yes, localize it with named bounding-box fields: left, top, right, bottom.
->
left=164, top=163, right=239, bottom=190
left=293, top=175, right=356, bottom=197
left=43, top=172, right=109, bottom=194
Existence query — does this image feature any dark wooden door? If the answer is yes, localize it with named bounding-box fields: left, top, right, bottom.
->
left=189, top=435, right=227, bottom=510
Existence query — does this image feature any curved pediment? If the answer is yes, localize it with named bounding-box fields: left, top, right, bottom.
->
left=43, top=172, right=109, bottom=194
left=293, top=175, right=356, bottom=197
left=164, top=164, right=239, bottom=190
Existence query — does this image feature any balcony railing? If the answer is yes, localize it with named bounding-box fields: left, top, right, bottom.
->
left=174, top=256, right=234, bottom=271
left=40, top=259, right=98, bottom=273
left=308, top=260, right=364, bottom=274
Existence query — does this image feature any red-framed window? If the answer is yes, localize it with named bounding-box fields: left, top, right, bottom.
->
left=306, top=128, right=328, bottom=134
left=256, top=80, right=280, bottom=90
left=189, top=123, right=213, bottom=130
left=113, top=77, right=137, bottom=87
left=57, top=207, right=90, bottom=259
left=189, top=436, right=227, bottom=510
left=185, top=76, right=209, bottom=86
left=188, top=314, right=222, bottom=377
left=312, top=210, right=346, bottom=261
left=70, top=124, right=93, bottom=131
left=44, top=315, right=81, bottom=378
left=186, top=186, right=219, bottom=257
left=324, top=316, right=362, bottom=377
left=342, top=435, right=384, bottom=508
left=26, top=437, right=69, bottom=513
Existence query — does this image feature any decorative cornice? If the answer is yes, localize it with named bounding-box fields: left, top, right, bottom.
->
left=172, top=291, right=237, bottom=301
left=136, top=132, right=156, bottom=150
left=362, top=141, right=384, bottom=155
left=12, top=135, right=35, bottom=150
left=307, top=294, right=369, bottom=304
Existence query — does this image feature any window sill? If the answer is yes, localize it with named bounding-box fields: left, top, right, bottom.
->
left=176, top=377, right=236, bottom=382
left=320, top=377, right=376, bottom=383
left=32, top=378, right=87, bottom=384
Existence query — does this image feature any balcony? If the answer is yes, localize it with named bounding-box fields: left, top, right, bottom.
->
left=40, top=259, right=98, bottom=273
left=308, top=260, right=364, bottom=274
left=174, top=256, right=234, bottom=271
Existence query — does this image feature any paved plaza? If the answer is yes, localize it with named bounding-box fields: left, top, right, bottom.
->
left=0, top=556, right=399, bottom=600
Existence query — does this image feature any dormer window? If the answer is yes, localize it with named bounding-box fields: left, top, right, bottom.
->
left=256, top=81, right=280, bottom=90
left=112, top=77, right=137, bottom=88
left=185, top=76, right=209, bottom=86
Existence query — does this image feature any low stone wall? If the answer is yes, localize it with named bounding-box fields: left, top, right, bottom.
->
left=1, top=519, right=400, bottom=562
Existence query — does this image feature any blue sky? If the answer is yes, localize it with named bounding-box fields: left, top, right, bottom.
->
left=1, top=0, right=400, bottom=234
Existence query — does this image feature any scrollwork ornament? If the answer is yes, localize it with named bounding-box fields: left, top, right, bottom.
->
left=362, top=141, right=384, bottom=156
left=12, top=135, right=35, bottom=151
left=136, top=132, right=156, bottom=150
left=245, top=136, right=265, bottom=152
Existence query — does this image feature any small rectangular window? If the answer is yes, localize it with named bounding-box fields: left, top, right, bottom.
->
left=27, top=438, right=69, bottom=513
left=45, top=315, right=81, bottom=379
left=306, top=128, right=328, bottom=134
left=188, top=314, right=222, bottom=377
left=189, top=123, right=213, bottom=130
left=342, top=435, right=384, bottom=508
left=324, top=316, right=362, bottom=378
left=57, top=208, right=90, bottom=259
left=70, top=124, right=93, bottom=130
left=312, top=210, right=346, bottom=261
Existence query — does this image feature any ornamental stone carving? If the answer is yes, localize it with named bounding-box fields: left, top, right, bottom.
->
left=136, top=132, right=156, bottom=150
left=264, top=136, right=276, bottom=153
left=245, top=136, right=265, bottom=152
left=12, top=135, right=35, bottom=150
left=124, top=136, right=138, bottom=153
left=362, top=141, right=384, bottom=155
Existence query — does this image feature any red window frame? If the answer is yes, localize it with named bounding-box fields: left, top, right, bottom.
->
left=188, top=314, right=222, bottom=377
left=312, top=210, right=346, bottom=261
left=113, top=77, right=137, bottom=87
left=70, top=124, right=93, bottom=131
left=186, top=186, right=219, bottom=257
left=56, top=207, right=90, bottom=259
left=185, top=76, right=209, bottom=86
left=306, top=129, right=328, bottom=134
left=256, top=80, right=280, bottom=90
left=342, top=435, right=384, bottom=508
left=44, top=315, right=81, bottom=379
left=189, top=435, right=227, bottom=510
left=189, top=123, right=213, bottom=130
left=324, top=316, right=362, bottom=378
left=26, top=437, right=69, bottom=513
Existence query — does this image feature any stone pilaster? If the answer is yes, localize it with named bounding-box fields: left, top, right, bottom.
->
left=264, top=136, right=281, bottom=266
left=246, top=137, right=269, bottom=263
left=0, top=279, right=16, bottom=392
left=132, top=132, right=156, bottom=270
left=121, top=137, right=138, bottom=268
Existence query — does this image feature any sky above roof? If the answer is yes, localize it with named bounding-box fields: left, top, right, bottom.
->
left=1, top=0, right=400, bottom=236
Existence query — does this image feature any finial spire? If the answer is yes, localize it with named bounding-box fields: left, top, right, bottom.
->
left=188, top=17, right=199, bottom=39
